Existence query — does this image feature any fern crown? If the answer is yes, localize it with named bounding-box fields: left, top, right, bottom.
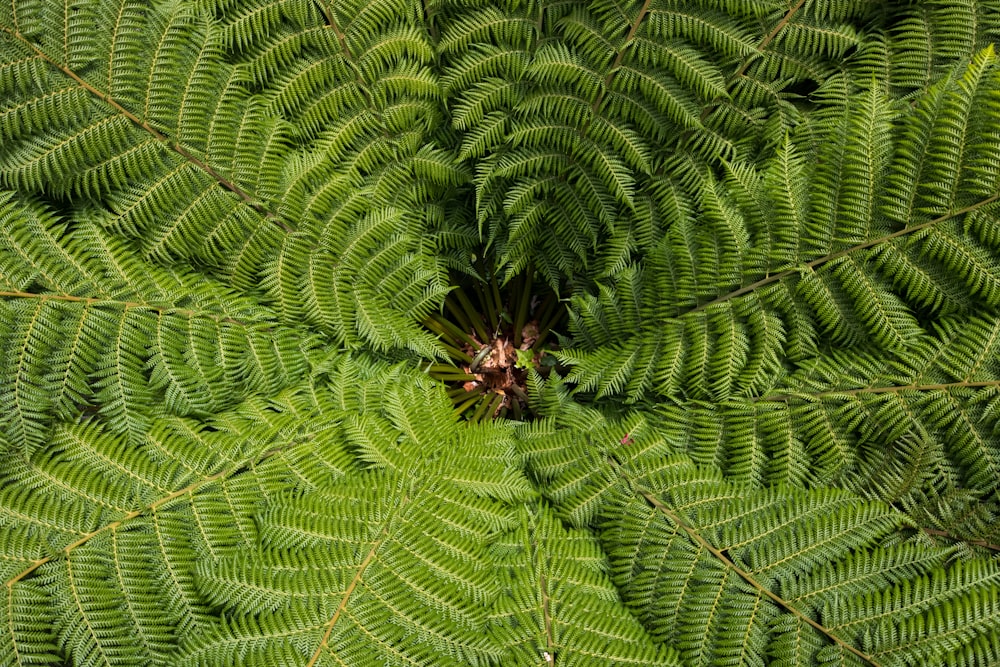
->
left=3, top=0, right=1000, bottom=665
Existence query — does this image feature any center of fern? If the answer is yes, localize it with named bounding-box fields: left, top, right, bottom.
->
left=423, top=266, right=564, bottom=421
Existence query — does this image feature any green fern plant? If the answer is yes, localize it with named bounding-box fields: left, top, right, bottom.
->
left=422, top=263, right=564, bottom=421
left=3, top=0, right=1000, bottom=665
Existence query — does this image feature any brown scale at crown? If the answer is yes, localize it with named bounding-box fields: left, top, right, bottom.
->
left=422, top=265, right=564, bottom=422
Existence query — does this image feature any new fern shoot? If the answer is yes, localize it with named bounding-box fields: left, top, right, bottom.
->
left=423, top=264, right=564, bottom=421
left=2, top=0, right=1000, bottom=665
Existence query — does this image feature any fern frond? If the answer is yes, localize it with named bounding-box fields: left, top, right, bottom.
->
left=521, top=432, right=1000, bottom=666
left=0, top=368, right=382, bottom=663
left=489, top=504, right=680, bottom=666
left=565, top=50, right=1000, bottom=405
left=182, top=466, right=512, bottom=666
left=4, top=0, right=1000, bottom=664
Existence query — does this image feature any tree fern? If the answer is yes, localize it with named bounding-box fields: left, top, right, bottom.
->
left=3, top=0, right=1000, bottom=665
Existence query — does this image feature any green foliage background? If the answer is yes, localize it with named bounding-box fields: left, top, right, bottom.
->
left=3, top=0, right=1000, bottom=664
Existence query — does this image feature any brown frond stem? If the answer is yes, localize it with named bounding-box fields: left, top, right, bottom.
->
left=758, top=379, right=1000, bottom=403
left=306, top=495, right=408, bottom=667
left=0, top=290, right=253, bottom=327
left=697, top=0, right=808, bottom=124
left=732, top=0, right=808, bottom=80
left=602, top=456, right=881, bottom=666
left=588, top=0, right=654, bottom=124
left=312, top=0, right=374, bottom=109
left=684, top=194, right=1000, bottom=316
left=922, top=528, right=1000, bottom=552
left=4, top=444, right=289, bottom=589
left=631, top=482, right=882, bottom=667
left=0, top=24, right=292, bottom=233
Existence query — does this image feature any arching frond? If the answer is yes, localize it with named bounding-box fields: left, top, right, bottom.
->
left=3, top=0, right=1000, bottom=664
left=521, top=424, right=1000, bottom=667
